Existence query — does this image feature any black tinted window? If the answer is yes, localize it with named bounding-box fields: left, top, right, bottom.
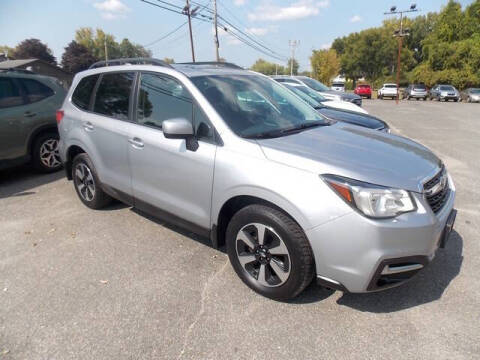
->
left=0, top=78, right=24, bottom=108
left=19, top=78, right=54, bottom=103
left=94, top=72, right=134, bottom=120
left=137, top=73, right=192, bottom=129
left=72, top=75, right=99, bottom=110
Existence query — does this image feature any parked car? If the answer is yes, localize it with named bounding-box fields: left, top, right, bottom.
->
left=272, top=75, right=363, bottom=107
left=59, top=59, right=456, bottom=300
left=273, top=80, right=368, bottom=114
left=403, top=84, right=428, bottom=100
left=377, top=83, right=398, bottom=100
left=354, top=84, right=372, bottom=99
left=0, top=69, right=67, bottom=172
left=429, top=84, right=460, bottom=102
left=282, top=83, right=388, bottom=131
left=330, top=82, right=345, bottom=92
left=460, top=88, right=480, bottom=103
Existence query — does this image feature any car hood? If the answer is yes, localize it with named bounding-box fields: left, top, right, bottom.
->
left=318, top=107, right=386, bottom=130
left=257, top=123, right=441, bottom=192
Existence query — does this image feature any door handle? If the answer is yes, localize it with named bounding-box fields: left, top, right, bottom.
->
left=24, top=111, right=36, bottom=118
left=83, top=122, right=94, bottom=131
left=128, top=137, right=144, bottom=149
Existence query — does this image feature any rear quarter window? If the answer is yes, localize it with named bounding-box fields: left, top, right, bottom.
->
left=72, top=74, right=99, bottom=110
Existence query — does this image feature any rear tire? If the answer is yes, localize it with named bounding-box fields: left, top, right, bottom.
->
left=72, top=153, right=112, bottom=209
left=32, top=132, right=62, bottom=173
left=226, top=204, right=314, bottom=300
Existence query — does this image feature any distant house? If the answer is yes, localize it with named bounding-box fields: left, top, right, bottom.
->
left=0, top=59, right=72, bottom=85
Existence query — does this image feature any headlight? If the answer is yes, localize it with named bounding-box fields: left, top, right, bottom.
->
left=322, top=175, right=416, bottom=218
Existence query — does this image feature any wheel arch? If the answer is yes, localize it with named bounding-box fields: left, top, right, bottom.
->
left=212, top=192, right=309, bottom=249
left=64, top=144, right=87, bottom=180
left=27, top=124, right=59, bottom=156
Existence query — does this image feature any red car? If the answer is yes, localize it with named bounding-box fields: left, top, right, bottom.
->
left=354, top=84, right=372, bottom=99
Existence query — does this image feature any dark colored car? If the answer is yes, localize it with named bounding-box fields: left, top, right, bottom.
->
left=460, top=88, right=480, bottom=103
left=354, top=84, right=372, bottom=99
left=429, top=84, right=460, bottom=102
left=283, top=83, right=389, bottom=132
left=403, top=84, right=428, bottom=100
left=0, top=70, right=67, bottom=172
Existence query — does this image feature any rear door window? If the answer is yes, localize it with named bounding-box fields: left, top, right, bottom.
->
left=136, top=73, right=192, bottom=130
left=18, top=78, right=54, bottom=103
left=72, top=74, right=99, bottom=110
left=93, top=72, right=135, bottom=120
left=0, top=77, right=24, bottom=108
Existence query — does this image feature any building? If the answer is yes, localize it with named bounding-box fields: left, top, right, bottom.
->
left=0, top=59, right=72, bottom=85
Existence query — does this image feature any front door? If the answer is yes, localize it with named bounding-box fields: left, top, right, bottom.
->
left=128, top=72, right=216, bottom=230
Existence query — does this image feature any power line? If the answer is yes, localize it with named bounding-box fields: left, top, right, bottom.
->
left=144, top=21, right=188, bottom=47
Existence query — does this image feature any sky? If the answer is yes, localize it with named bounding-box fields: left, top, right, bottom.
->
left=0, top=0, right=475, bottom=71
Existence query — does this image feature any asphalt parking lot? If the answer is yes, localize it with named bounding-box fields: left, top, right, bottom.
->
left=1, top=100, right=479, bottom=360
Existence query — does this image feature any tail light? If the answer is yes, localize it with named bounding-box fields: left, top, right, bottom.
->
left=56, top=110, right=64, bottom=124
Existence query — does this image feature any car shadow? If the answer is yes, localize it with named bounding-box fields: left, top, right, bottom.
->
left=130, top=207, right=226, bottom=254
left=335, top=230, right=463, bottom=313
left=0, top=165, right=65, bottom=199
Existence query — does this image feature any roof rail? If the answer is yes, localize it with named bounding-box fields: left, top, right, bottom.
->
left=0, top=68, right=35, bottom=74
left=178, top=62, right=243, bottom=70
left=88, top=57, right=173, bottom=70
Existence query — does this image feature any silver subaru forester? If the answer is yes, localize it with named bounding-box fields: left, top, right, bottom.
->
left=57, top=59, right=456, bottom=300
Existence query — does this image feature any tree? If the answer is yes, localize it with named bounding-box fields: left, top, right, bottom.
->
left=0, top=45, right=15, bottom=59
left=14, top=39, right=56, bottom=64
left=61, top=41, right=98, bottom=74
left=310, top=49, right=340, bottom=85
left=250, top=59, right=285, bottom=75
left=75, top=28, right=151, bottom=61
left=286, top=58, right=299, bottom=75
left=163, top=57, right=175, bottom=64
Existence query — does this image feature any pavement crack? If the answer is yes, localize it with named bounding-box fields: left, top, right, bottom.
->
left=177, top=257, right=229, bottom=360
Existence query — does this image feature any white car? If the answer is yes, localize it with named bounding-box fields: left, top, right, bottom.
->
left=331, top=82, right=345, bottom=92
left=273, top=81, right=368, bottom=114
left=378, top=83, right=399, bottom=99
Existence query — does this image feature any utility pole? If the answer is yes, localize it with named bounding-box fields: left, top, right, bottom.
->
left=184, top=0, right=196, bottom=62
left=104, top=38, right=108, bottom=66
left=213, top=0, right=220, bottom=61
left=384, top=4, right=419, bottom=104
left=289, top=40, right=299, bottom=76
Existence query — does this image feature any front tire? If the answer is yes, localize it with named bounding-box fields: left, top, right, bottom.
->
left=72, top=153, right=112, bottom=209
left=32, top=133, right=62, bottom=173
left=226, top=204, right=314, bottom=300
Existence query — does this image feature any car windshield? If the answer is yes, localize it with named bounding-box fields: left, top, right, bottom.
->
left=440, top=86, right=454, bottom=91
left=294, top=85, right=328, bottom=102
left=283, top=84, right=322, bottom=108
left=470, top=88, right=480, bottom=93
left=332, top=83, right=344, bottom=87
left=413, top=84, right=426, bottom=90
left=385, top=84, right=397, bottom=88
left=359, top=85, right=370, bottom=88
left=191, top=74, right=328, bottom=138
left=298, top=77, right=330, bottom=92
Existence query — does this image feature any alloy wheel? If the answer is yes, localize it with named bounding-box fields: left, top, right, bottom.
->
left=75, top=163, right=95, bottom=201
left=39, top=139, right=61, bottom=169
left=235, top=223, right=291, bottom=287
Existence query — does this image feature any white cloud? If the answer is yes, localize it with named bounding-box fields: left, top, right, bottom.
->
left=94, top=0, right=129, bottom=20
left=320, top=42, right=331, bottom=50
left=248, top=0, right=329, bottom=22
left=245, top=26, right=278, bottom=36
left=234, top=0, right=246, bottom=6
left=350, top=15, right=362, bottom=23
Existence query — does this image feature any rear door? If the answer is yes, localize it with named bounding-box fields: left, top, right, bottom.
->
left=83, top=71, right=135, bottom=196
left=128, top=72, right=216, bottom=230
left=0, top=77, right=27, bottom=160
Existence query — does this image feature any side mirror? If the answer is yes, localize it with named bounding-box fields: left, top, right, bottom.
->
left=162, top=118, right=194, bottom=139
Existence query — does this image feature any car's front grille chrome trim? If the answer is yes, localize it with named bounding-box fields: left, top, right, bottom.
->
left=423, top=166, right=450, bottom=214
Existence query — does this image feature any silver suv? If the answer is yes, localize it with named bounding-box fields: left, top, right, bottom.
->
left=58, top=59, right=456, bottom=300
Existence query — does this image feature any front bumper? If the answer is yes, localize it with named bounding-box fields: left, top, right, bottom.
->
left=306, top=181, right=456, bottom=293
left=440, top=95, right=459, bottom=101
left=409, top=92, right=428, bottom=98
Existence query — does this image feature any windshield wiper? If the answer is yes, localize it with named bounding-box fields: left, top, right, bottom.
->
left=244, top=121, right=328, bottom=139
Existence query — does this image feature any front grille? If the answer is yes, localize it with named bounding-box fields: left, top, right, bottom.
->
left=424, top=168, right=449, bottom=214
